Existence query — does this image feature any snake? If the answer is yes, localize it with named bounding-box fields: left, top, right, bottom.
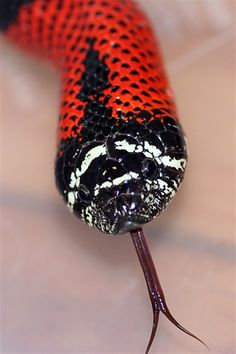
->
left=0, top=0, right=207, bottom=352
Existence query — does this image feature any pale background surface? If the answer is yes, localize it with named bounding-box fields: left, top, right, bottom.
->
left=0, top=1, right=235, bottom=353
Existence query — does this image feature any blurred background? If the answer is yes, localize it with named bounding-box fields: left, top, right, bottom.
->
left=0, top=1, right=235, bottom=353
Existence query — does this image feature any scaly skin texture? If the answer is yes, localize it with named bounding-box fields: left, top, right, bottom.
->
left=1, top=0, right=188, bottom=234
left=0, top=2, right=208, bottom=354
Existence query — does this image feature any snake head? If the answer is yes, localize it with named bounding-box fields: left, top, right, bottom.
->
left=55, top=117, right=187, bottom=234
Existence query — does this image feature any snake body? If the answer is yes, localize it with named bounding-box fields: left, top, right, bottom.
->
left=1, top=0, right=187, bottom=234
left=0, top=1, right=207, bottom=353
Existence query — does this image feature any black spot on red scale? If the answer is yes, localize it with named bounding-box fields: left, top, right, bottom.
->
left=115, top=99, right=123, bottom=105
left=140, top=78, right=148, bottom=84
left=98, top=24, right=106, bottom=30
left=121, top=89, right=131, bottom=95
left=131, top=83, right=140, bottom=89
left=121, top=76, right=130, bottom=82
left=121, top=63, right=130, bottom=69
left=111, top=57, right=120, bottom=64
left=111, top=85, right=120, bottom=93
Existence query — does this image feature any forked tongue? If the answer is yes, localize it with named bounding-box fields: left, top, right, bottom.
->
left=130, top=228, right=208, bottom=354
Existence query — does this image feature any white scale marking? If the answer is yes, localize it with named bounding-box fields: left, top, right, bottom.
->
left=143, top=141, right=162, bottom=158
left=69, top=144, right=107, bottom=188
left=115, top=139, right=186, bottom=172
left=160, top=156, right=186, bottom=171
left=69, top=172, right=77, bottom=188
left=114, top=139, right=162, bottom=158
left=94, top=171, right=139, bottom=196
left=157, top=179, right=176, bottom=198
left=114, top=140, right=143, bottom=153
left=67, top=191, right=78, bottom=212
left=84, top=205, right=93, bottom=226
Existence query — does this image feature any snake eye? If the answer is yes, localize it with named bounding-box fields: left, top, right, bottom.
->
left=141, top=158, right=157, bottom=179
left=78, top=184, right=91, bottom=203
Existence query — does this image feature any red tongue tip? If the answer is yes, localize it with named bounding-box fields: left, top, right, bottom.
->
left=130, top=228, right=208, bottom=353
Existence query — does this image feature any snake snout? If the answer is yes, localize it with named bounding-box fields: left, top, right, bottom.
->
left=103, top=194, right=143, bottom=233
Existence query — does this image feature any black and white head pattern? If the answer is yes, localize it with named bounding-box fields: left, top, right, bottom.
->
left=56, top=117, right=188, bottom=234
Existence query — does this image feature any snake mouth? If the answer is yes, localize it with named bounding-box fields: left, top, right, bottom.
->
left=98, top=193, right=145, bottom=234
left=110, top=211, right=152, bottom=234
left=105, top=199, right=152, bottom=234
left=117, top=220, right=143, bottom=234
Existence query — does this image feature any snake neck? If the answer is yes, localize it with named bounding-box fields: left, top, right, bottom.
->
left=1, top=0, right=178, bottom=141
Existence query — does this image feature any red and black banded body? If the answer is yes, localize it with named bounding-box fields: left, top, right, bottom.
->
left=0, top=0, right=188, bottom=234
left=0, top=2, right=206, bottom=353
